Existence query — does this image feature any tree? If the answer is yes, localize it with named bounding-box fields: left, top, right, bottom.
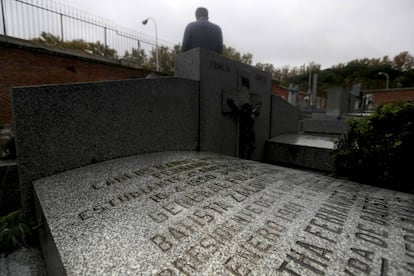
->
left=223, top=45, right=240, bottom=61
left=282, top=52, right=414, bottom=92
left=392, top=51, right=414, bottom=72
left=223, top=45, right=253, bottom=65
left=255, top=62, right=275, bottom=73
left=255, top=62, right=278, bottom=79
left=124, top=48, right=147, bottom=66
left=86, top=41, right=117, bottom=57
left=32, top=32, right=118, bottom=58
left=32, top=31, right=61, bottom=45
left=32, top=32, right=414, bottom=89
left=241, top=53, right=253, bottom=65
left=146, top=44, right=181, bottom=74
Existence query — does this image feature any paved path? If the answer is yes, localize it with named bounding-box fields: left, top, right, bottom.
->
left=0, top=247, right=46, bottom=276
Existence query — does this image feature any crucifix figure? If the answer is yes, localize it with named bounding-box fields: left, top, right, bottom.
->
left=227, top=98, right=261, bottom=159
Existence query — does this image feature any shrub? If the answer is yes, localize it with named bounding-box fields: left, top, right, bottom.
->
left=331, top=100, right=414, bottom=192
left=0, top=209, right=34, bottom=256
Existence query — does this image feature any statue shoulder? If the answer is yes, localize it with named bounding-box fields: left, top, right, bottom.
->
left=209, top=21, right=222, bottom=31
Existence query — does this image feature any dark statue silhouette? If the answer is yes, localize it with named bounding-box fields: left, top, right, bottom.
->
left=227, top=98, right=261, bottom=159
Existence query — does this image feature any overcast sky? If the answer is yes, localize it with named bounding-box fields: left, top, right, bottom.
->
left=59, top=0, right=414, bottom=69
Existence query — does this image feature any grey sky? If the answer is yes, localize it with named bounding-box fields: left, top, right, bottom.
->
left=60, top=0, right=414, bottom=69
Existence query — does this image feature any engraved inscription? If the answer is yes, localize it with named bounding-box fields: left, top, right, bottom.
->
left=278, top=189, right=357, bottom=275
left=210, top=60, right=230, bottom=72
left=44, top=153, right=414, bottom=275
left=403, top=227, right=414, bottom=273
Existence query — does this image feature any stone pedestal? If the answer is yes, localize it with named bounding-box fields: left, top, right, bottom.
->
left=326, top=87, right=349, bottom=117
left=175, top=48, right=272, bottom=161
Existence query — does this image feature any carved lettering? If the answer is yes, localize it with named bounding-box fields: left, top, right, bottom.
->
left=199, top=236, right=219, bottom=255
left=211, top=222, right=240, bottom=242
left=227, top=190, right=247, bottom=202
left=381, top=258, right=389, bottom=276
left=355, top=231, right=388, bottom=248
left=350, top=247, right=374, bottom=262
left=175, top=197, right=196, bottom=209
left=168, top=226, right=188, bottom=241
left=310, top=218, right=342, bottom=234
left=231, top=214, right=252, bottom=226
left=278, top=240, right=332, bottom=275
left=224, top=233, right=272, bottom=275
left=70, top=156, right=414, bottom=274
left=305, top=224, right=337, bottom=244
left=176, top=220, right=196, bottom=234
left=406, top=262, right=414, bottom=273
left=78, top=209, right=93, bottom=221
left=163, top=202, right=184, bottom=215
left=296, top=240, right=332, bottom=261
left=172, top=258, right=195, bottom=275
left=280, top=250, right=325, bottom=275
left=151, top=234, right=173, bottom=252
left=347, top=258, right=371, bottom=274
left=79, top=186, right=156, bottom=221
left=355, top=224, right=388, bottom=248
left=245, top=204, right=263, bottom=215
left=185, top=246, right=208, bottom=266
left=204, top=201, right=232, bottom=214
left=360, top=215, right=388, bottom=226
left=315, top=212, right=346, bottom=226
left=253, top=195, right=276, bottom=208
left=149, top=210, right=169, bottom=223
left=224, top=256, right=252, bottom=276
left=151, top=193, right=169, bottom=202
left=318, top=207, right=347, bottom=221
left=210, top=60, right=230, bottom=72
left=192, top=210, right=214, bottom=224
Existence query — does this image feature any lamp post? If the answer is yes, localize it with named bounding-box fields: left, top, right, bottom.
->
left=378, top=72, right=389, bottom=90
left=142, top=17, right=159, bottom=72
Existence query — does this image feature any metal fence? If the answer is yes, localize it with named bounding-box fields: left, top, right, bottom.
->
left=0, top=0, right=174, bottom=59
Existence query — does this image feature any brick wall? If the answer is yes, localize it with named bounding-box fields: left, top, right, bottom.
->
left=271, top=80, right=288, bottom=100
left=272, top=78, right=414, bottom=110
left=362, top=89, right=414, bottom=106
left=0, top=36, right=152, bottom=125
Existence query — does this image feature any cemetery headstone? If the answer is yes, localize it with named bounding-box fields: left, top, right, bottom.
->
left=350, top=83, right=362, bottom=112
left=326, top=87, right=349, bottom=117
left=287, top=83, right=299, bottom=106
left=270, top=95, right=300, bottom=137
left=33, top=151, right=414, bottom=275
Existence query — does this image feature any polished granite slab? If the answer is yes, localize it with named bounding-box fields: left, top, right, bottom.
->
left=33, top=151, right=414, bottom=275
left=268, top=134, right=336, bottom=149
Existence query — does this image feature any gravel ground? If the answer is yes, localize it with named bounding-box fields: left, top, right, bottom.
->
left=0, top=247, right=46, bottom=276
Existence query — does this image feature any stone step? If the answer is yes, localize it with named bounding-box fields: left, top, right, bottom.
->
left=265, top=134, right=336, bottom=172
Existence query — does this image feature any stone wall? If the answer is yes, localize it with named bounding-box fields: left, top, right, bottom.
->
left=12, top=77, right=199, bottom=213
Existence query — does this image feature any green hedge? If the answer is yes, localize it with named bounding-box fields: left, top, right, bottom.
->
left=331, top=100, right=414, bottom=193
left=0, top=209, right=34, bottom=256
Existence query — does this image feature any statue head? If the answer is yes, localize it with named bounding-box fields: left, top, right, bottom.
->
left=195, top=7, right=208, bottom=20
